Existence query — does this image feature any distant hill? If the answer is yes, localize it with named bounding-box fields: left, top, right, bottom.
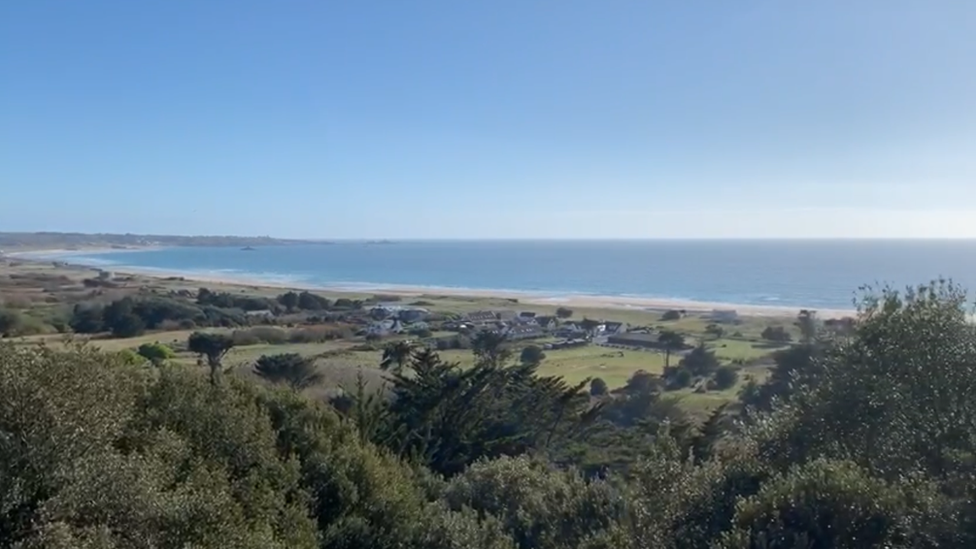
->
left=0, top=232, right=328, bottom=251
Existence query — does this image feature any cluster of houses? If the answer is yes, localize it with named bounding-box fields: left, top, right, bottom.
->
left=363, top=304, right=634, bottom=343
left=362, top=303, right=748, bottom=351
left=447, top=310, right=629, bottom=342
left=364, top=304, right=431, bottom=337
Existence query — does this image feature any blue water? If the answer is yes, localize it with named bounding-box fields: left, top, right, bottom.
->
left=31, top=240, right=976, bottom=309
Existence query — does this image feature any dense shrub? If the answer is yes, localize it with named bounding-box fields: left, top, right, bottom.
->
left=760, top=325, right=792, bottom=343
left=442, top=456, right=626, bottom=549
left=198, top=287, right=278, bottom=312
left=677, top=344, right=721, bottom=377
left=254, top=353, right=323, bottom=390
left=519, top=345, right=545, bottom=365
left=712, top=365, right=739, bottom=390
left=661, top=310, right=682, bottom=321
left=717, top=459, right=947, bottom=548
left=0, top=343, right=318, bottom=548
left=0, top=309, right=47, bottom=336
left=297, top=291, right=332, bottom=311
left=590, top=377, right=609, bottom=396
left=137, top=342, right=175, bottom=363
left=671, top=368, right=693, bottom=389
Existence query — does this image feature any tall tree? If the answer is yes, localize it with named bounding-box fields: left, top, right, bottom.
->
left=380, top=340, right=415, bottom=372
left=472, top=330, right=511, bottom=367
left=187, top=332, right=235, bottom=385
left=658, top=331, right=685, bottom=369
left=795, top=309, right=818, bottom=343
left=377, top=348, right=593, bottom=476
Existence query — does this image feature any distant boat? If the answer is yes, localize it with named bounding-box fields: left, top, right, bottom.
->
left=241, top=246, right=256, bottom=251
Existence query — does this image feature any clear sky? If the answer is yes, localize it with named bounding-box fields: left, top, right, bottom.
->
left=2, top=1, right=975, bottom=239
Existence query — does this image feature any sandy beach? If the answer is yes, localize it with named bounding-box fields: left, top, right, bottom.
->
left=6, top=249, right=854, bottom=319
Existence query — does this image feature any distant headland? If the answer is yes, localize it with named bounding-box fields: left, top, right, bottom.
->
left=0, top=231, right=330, bottom=253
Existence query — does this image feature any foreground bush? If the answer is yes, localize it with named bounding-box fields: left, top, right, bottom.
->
left=441, top=456, right=627, bottom=549
left=0, top=342, right=514, bottom=549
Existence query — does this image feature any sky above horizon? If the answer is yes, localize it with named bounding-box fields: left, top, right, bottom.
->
left=2, top=2, right=976, bottom=239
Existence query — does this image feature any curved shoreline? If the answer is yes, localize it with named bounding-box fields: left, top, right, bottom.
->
left=8, top=248, right=856, bottom=318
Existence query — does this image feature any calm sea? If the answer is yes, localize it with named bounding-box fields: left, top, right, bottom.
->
left=33, top=240, right=976, bottom=309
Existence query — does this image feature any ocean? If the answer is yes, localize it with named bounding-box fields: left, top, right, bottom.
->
left=28, top=240, right=976, bottom=310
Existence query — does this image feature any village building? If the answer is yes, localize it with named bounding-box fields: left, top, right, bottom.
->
left=505, top=324, right=545, bottom=341
left=465, top=310, right=498, bottom=324
left=397, top=307, right=429, bottom=322
left=534, top=316, right=557, bottom=331
left=495, top=310, right=519, bottom=322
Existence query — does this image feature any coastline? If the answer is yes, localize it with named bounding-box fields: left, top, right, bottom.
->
left=6, top=248, right=855, bottom=318
left=5, top=245, right=167, bottom=257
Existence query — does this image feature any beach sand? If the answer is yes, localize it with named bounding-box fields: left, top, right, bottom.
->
left=4, top=250, right=853, bottom=319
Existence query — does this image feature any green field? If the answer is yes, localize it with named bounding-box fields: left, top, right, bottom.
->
left=706, top=337, right=787, bottom=362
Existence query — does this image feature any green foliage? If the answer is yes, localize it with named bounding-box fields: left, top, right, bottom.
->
left=519, top=344, right=545, bottom=365
left=69, top=304, right=104, bottom=333
left=590, top=377, right=608, bottom=396
left=0, top=343, right=318, bottom=548
left=442, top=456, right=626, bottom=549
left=472, top=331, right=511, bottom=367
left=738, top=343, right=820, bottom=413
left=187, top=331, right=235, bottom=384
left=658, top=330, right=686, bottom=368
left=197, top=287, right=277, bottom=312
left=115, top=348, right=147, bottom=365
left=68, top=293, right=258, bottom=338
left=661, top=309, right=682, bottom=321
left=254, top=353, right=324, bottom=390
left=555, top=307, right=573, bottom=319
left=717, top=459, right=946, bottom=548
left=712, top=365, right=739, bottom=390
left=0, top=309, right=21, bottom=336
left=332, top=298, right=361, bottom=310
left=704, top=323, right=725, bottom=338
left=671, top=368, right=693, bottom=389
left=795, top=309, right=818, bottom=343
left=370, top=348, right=595, bottom=476
left=297, top=291, right=331, bottom=311
left=380, top=340, right=415, bottom=372
left=678, top=344, right=720, bottom=377
left=137, top=342, right=176, bottom=363
left=760, top=325, right=792, bottom=343
left=748, top=281, right=976, bottom=480
left=277, top=291, right=299, bottom=312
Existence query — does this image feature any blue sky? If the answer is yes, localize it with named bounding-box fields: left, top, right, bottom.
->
left=2, top=1, right=975, bottom=238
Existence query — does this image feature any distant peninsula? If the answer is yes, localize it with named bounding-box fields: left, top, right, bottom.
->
left=0, top=232, right=330, bottom=252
